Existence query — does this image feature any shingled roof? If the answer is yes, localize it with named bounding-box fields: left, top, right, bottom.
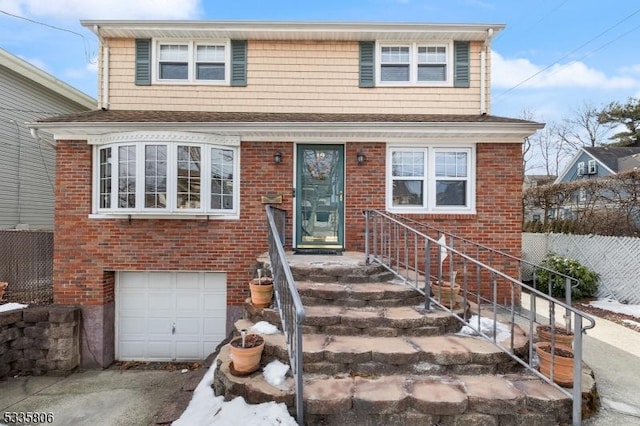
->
left=584, top=146, right=640, bottom=173
left=37, top=109, right=536, bottom=125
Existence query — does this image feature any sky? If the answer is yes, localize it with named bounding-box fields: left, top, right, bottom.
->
left=1, top=0, right=640, bottom=125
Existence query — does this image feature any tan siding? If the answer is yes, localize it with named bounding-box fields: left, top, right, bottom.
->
left=106, top=39, right=483, bottom=114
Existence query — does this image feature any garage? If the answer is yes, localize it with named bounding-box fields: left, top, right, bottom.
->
left=116, top=271, right=227, bottom=361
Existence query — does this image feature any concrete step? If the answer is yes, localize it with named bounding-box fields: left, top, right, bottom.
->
left=257, top=251, right=396, bottom=283
left=213, top=343, right=592, bottom=425
left=235, top=319, right=528, bottom=376
left=296, top=281, right=430, bottom=308
left=244, top=301, right=463, bottom=337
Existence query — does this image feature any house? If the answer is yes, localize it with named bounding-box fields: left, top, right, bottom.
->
left=555, top=146, right=640, bottom=184
left=30, top=21, right=542, bottom=367
left=0, top=47, right=95, bottom=230
left=523, top=174, right=556, bottom=221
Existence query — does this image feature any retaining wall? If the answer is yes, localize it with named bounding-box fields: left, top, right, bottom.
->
left=0, top=305, right=80, bottom=379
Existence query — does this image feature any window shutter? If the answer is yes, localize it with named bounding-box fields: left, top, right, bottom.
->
left=230, top=40, right=247, bottom=87
left=359, top=41, right=375, bottom=88
left=454, top=41, right=470, bottom=88
left=135, top=39, right=151, bottom=86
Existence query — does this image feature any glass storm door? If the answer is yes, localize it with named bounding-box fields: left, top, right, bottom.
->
left=296, top=145, right=345, bottom=249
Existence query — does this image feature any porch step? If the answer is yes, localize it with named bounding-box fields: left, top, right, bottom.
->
left=296, top=280, right=427, bottom=307
left=245, top=300, right=463, bottom=337
left=257, top=251, right=395, bottom=283
left=213, top=343, right=582, bottom=425
left=235, top=319, right=528, bottom=376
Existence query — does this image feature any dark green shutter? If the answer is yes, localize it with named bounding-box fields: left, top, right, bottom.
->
left=135, top=39, right=151, bottom=86
left=454, top=41, right=470, bottom=88
left=230, top=40, right=247, bottom=87
left=359, top=41, right=375, bottom=88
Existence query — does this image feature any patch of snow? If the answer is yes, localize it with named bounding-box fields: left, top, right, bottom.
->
left=623, top=319, right=640, bottom=328
left=173, top=359, right=297, bottom=426
left=590, top=298, right=640, bottom=319
left=0, top=303, right=28, bottom=313
left=263, top=360, right=290, bottom=390
left=250, top=321, right=279, bottom=335
left=458, top=315, right=511, bottom=343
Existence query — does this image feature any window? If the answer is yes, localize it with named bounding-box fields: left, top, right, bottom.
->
left=387, top=146, right=474, bottom=213
left=155, top=40, right=229, bottom=83
left=92, top=133, right=239, bottom=217
left=378, top=42, right=451, bottom=85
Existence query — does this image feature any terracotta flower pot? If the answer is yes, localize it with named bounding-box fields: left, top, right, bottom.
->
left=431, top=281, right=461, bottom=308
left=230, top=334, right=265, bottom=375
left=249, top=277, right=273, bottom=308
left=536, top=324, right=574, bottom=347
left=535, top=342, right=574, bottom=387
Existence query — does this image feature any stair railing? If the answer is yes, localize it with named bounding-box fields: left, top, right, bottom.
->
left=265, top=206, right=305, bottom=425
left=384, top=212, right=580, bottom=331
left=363, top=209, right=595, bottom=426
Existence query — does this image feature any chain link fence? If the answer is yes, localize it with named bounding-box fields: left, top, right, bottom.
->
left=0, top=230, right=53, bottom=304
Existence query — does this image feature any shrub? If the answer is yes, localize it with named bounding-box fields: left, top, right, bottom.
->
left=534, top=254, right=599, bottom=299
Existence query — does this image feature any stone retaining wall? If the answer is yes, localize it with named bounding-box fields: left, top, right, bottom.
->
left=0, top=305, right=80, bottom=379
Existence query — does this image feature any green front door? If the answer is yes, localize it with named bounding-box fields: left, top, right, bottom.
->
left=296, top=144, right=344, bottom=250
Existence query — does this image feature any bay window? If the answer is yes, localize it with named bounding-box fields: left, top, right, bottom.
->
left=388, top=145, right=474, bottom=213
left=92, top=133, right=239, bottom=217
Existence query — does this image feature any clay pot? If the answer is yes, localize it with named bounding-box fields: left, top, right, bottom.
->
left=431, top=281, right=461, bottom=308
left=535, top=342, right=574, bottom=387
left=249, top=277, right=274, bottom=308
left=229, top=334, right=265, bottom=375
left=536, top=324, right=574, bottom=347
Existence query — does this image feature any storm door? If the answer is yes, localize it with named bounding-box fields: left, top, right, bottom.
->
left=295, top=145, right=344, bottom=250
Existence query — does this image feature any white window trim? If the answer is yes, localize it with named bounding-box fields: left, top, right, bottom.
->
left=152, top=39, right=231, bottom=85
left=386, top=144, right=475, bottom=214
left=376, top=41, right=453, bottom=87
left=90, top=131, right=240, bottom=219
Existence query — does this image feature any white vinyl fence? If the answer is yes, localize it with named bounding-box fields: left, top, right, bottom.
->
left=522, top=232, right=640, bottom=304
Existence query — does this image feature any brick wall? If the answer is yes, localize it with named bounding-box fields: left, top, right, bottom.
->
left=55, top=140, right=521, bottom=306
left=0, top=306, right=80, bottom=379
left=54, top=139, right=522, bottom=364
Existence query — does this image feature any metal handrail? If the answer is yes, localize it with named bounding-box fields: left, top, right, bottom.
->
left=385, top=212, right=580, bottom=326
left=363, top=210, right=595, bottom=426
left=265, top=206, right=306, bottom=425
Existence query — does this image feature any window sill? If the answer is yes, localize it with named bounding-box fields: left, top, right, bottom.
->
left=89, top=213, right=239, bottom=220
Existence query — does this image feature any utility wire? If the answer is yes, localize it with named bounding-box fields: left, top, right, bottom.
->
left=0, top=9, right=95, bottom=63
left=494, top=6, right=640, bottom=103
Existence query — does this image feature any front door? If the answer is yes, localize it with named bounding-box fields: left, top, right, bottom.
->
left=295, top=144, right=344, bottom=250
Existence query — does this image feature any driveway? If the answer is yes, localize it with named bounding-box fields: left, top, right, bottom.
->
left=0, top=365, right=205, bottom=426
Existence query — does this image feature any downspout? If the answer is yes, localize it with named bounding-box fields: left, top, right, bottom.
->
left=94, top=25, right=110, bottom=110
left=480, top=28, right=494, bottom=115
left=30, top=128, right=56, bottom=148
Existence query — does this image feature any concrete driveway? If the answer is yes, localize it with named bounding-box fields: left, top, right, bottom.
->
left=0, top=366, right=205, bottom=426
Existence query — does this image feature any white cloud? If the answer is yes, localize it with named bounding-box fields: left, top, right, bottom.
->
left=0, top=0, right=202, bottom=20
left=492, top=51, right=640, bottom=90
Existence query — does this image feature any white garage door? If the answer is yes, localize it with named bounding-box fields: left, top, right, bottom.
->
left=116, top=271, right=227, bottom=361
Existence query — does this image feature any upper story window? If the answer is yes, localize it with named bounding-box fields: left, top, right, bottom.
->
left=377, top=42, right=452, bottom=85
left=154, top=40, right=230, bottom=84
left=91, top=132, right=240, bottom=218
left=387, top=145, right=475, bottom=214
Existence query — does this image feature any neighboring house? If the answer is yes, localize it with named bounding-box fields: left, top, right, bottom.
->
left=552, top=146, right=640, bottom=219
left=523, top=174, right=556, bottom=221
left=555, top=146, right=640, bottom=184
left=0, top=47, right=95, bottom=230
left=31, top=21, right=542, bottom=367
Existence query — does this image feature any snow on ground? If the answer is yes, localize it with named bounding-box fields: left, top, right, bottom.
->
left=172, top=357, right=297, bottom=426
left=589, top=297, right=640, bottom=319
left=0, top=303, right=27, bottom=313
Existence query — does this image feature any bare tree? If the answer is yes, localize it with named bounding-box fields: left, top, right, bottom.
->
left=559, top=102, right=610, bottom=152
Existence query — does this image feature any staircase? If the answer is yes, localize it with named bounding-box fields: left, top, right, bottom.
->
left=212, top=253, right=597, bottom=425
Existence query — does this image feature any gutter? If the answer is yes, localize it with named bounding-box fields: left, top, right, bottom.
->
left=94, top=25, right=110, bottom=110
left=480, top=28, right=494, bottom=115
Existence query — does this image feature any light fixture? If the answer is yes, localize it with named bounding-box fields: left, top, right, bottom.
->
left=356, top=150, right=366, bottom=165
left=273, top=151, right=282, bottom=164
